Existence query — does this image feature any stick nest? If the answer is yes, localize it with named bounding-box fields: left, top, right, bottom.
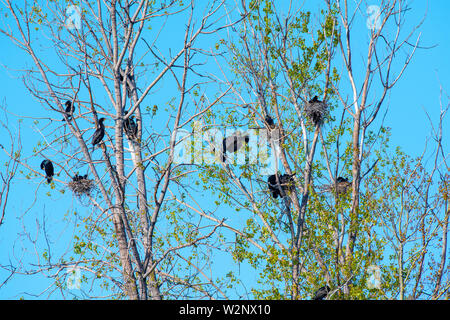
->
left=305, top=98, right=328, bottom=126
left=319, top=178, right=352, bottom=195
left=68, top=177, right=95, bottom=197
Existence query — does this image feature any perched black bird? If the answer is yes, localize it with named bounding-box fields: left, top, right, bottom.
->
left=62, top=100, right=75, bottom=121
left=40, top=159, right=54, bottom=184
left=309, top=95, right=319, bottom=103
left=91, top=118, right=106, bottom=149
left=313, top=285, right=330, bottom=300
left=265, top=115, right=275, bottom=129
left=268, top=174, right=280, bottom=198
left=222, top=131, right=250, bottom=162
left=119, top=69, right=135, bottom=98
left=73, top=174, right=88, bottom=182
left=267, top=173, right=296, bottom=198
left=124, top=116, right=138, bottom=141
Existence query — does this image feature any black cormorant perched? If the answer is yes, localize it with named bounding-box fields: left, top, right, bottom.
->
left=268, top=173, right=296, bottom=198
left=313, top=285, right=330, bottom=300
left=119, top=69, right=135, bottom=98
left=309, top=95, right=319, bottom=103
left=124, top=116, right=138, bottom=141
left=73, top=174, right=88, bottom=182
left=91, top=118, right=106, bottom=149
left=62, top=100, right=75, bottom=121
left=40, top=159, right=54, bottom=184
left=265, top=115, right=276, bottom=129
left=222, top=131, right=250, bottom=162
left=268, top=174, right=280, bottom=198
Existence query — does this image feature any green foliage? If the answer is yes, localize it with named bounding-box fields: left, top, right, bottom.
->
left=193, top=1, right=347, bottom=299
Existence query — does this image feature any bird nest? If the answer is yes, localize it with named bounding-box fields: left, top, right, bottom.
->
left=68, top=178, right=95, bottom=197
left=304, top=97, right=328, bottom=126
left=319, top=177, right=352, bottom=195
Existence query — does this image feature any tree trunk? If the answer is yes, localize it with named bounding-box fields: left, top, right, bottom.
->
left=343, top=110, right=362, bottom=296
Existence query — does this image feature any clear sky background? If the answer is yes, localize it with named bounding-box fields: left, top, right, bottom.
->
left=0, top=0, right=449, bottom=299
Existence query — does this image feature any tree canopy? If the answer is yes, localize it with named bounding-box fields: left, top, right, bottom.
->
left=0, top=0, right=448, bottom=300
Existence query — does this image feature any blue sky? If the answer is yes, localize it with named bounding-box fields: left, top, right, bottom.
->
left=0, top=0, right=449, bottom=299
left=381, top=0, right=449, bottom=153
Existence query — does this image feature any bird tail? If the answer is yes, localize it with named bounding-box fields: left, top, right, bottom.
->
left=46, top=177, right=52, bottom=183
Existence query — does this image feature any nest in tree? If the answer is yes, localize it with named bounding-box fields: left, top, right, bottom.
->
left=334, top=182, right=351, bottom=194
left=319, top=177, right=351, bottom=195
left=304, top=96, right=328, bottom=126
left=68, top=175, right=94, bottom=197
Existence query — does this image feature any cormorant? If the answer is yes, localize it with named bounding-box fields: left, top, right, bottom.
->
left=124, top=116, right=138, bottom=140
left=268, top=174, right=280, bottom=198
left=309, top=95, right=319, bottom=103
left=40, top=159, right=54, bottom=184
left=62, top=100, right=75, bottom=121
left=268, top=173, right=296, bottom=198
left=222, top=131, right=250, bottom=162
left=73, top=174, right=88, bottom=182
left=91, top=118, right=106, bottom=149
left=119, top=69, right=135, bottom=98
left=313, top=285, right=330, bottom=300
left=265, top=115, right=276, bottom=129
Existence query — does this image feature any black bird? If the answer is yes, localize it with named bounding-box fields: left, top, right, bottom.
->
left=91, top=118, right=106, bottom=149
left=73, top=174, right=88, bottom=182
left=265, top=115, right=275, bottom=129
left=313, top=285, right=330, bottom=300
left=62, top=100, right=75, bottom=121
left=124, top=116, right=138, bottom=141
left=309, top=95, right=319, bottom=103
left=40, top=159, right=54, bottom=184
left=222, top=131, right=249, bottom=162
left=268, top=173, right=296, bottom=198
left=119, top=69, right=135, bottom=98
